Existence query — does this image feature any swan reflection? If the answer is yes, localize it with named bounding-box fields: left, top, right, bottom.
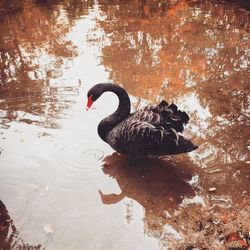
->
left=99, top=153, right=196, bottom=215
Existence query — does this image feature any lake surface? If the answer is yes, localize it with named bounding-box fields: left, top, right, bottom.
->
left=0, top=0, right=249, bottom=249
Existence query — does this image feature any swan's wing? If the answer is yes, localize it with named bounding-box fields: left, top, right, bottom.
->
left=108, top=120, right=179, bottom=153
left=132, top=109, right=162, bottom=126
left=131, top=100, right=189, bottom=133
left=107, top=118, right=198, bottom=155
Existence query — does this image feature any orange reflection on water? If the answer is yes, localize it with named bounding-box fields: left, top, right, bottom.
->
left=94, top=0, right=250, bottom=167
left=0, top=0, right=249, bottom=249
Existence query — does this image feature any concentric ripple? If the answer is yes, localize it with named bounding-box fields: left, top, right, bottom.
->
left=81, top=148, right=104, bottom=164
left=54, top=140, right=107, bottom=183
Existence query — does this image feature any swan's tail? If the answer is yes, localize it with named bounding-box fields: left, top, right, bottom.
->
left=158, top=100, right=189, bottom=133
left=177, top=135, right=198, bottom=154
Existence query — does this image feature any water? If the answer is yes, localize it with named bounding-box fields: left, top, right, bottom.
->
left=0, top=0, right=249, bottom=249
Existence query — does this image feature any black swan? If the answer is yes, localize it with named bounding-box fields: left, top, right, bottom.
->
left=86, top=83, right=198, bottom=156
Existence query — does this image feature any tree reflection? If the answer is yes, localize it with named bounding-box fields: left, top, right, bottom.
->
left=0, top=0, right=93, bottom=128
left=92, top=0, right=250, bottom=165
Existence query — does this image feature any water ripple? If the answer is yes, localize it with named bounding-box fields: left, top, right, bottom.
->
left=81, top=148, right=104, bottom=164
left=54, top=141, right=105, bottom=182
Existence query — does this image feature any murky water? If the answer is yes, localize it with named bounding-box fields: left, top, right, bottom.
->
left=0, top=0, right=249, bottom=249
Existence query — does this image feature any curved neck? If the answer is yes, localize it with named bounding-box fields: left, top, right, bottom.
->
left=97, top=84, right=131, bottom=142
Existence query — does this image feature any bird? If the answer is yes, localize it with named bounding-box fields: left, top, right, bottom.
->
left=86, top=83, right=198, bottom=156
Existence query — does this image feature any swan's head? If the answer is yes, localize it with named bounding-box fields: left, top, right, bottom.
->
left=86, top=84, right=104, bottom=110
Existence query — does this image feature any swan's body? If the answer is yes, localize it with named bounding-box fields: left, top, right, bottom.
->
left=87, top=83, right=198, bottom=156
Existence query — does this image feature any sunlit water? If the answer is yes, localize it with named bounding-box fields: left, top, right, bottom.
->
left=0, top=0, right=249, bottom=249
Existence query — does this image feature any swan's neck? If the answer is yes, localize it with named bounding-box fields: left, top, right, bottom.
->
left=97, top=84, right=131, bottom=142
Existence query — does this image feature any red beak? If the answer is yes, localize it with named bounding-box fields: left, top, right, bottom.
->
left=86, top=96, right=93, bottom=110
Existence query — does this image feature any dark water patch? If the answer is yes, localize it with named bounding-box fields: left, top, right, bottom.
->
left=0, top=200, right=43, bottom=250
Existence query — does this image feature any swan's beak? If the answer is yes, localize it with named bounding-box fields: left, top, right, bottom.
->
left=86, top=96, right=93, bottom=111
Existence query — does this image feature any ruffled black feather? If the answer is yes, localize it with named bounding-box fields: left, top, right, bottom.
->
left=106, top=99, right=197, bottom=155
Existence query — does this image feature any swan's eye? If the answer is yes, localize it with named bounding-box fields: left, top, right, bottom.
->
left=90, top=94, right=98, bottom=101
